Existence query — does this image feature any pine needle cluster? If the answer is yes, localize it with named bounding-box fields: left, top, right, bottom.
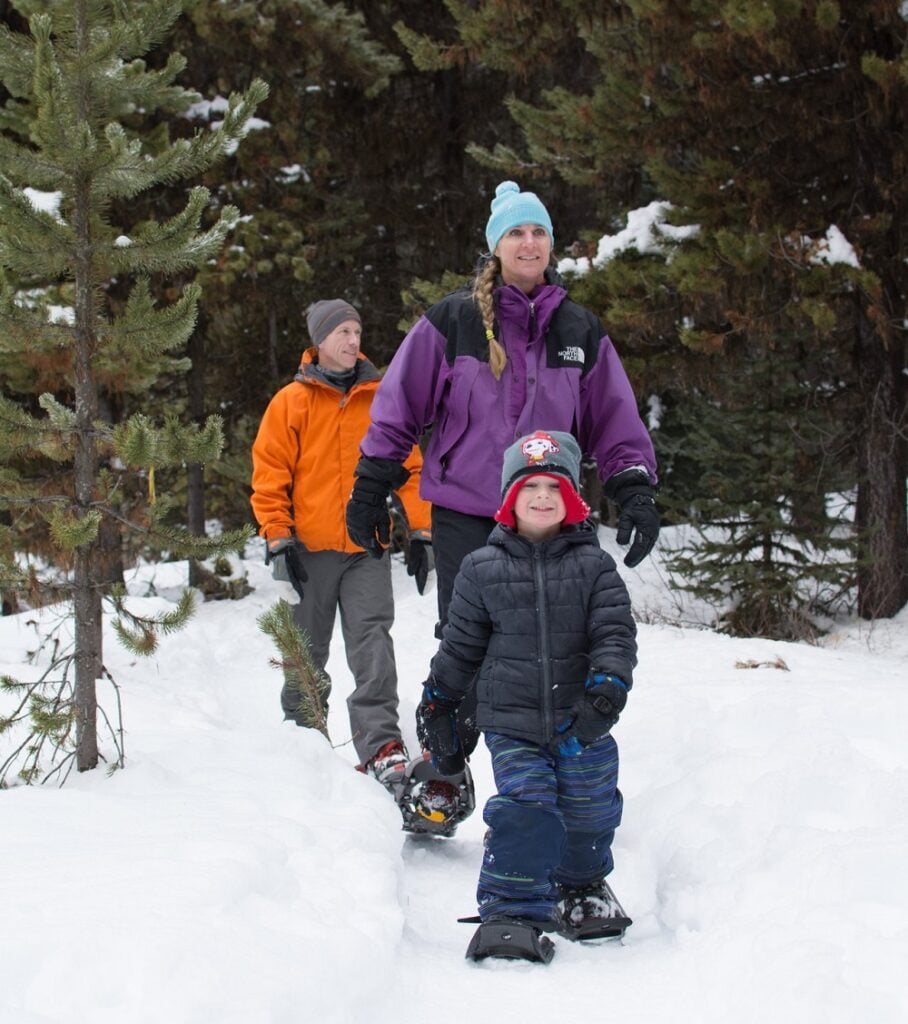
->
left=257, top=600, right=331, bottom=740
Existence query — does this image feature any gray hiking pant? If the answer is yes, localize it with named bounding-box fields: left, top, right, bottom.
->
left=284, top=548, right=400, bottom=766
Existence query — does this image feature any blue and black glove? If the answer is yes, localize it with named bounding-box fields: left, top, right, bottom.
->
left=604, top=468, right=659, bottom=568
left=266, top=537, right=308, bottom=601
left=405, top=530, right=434, bottom=595
left=416, top=682, right=464, bottom=776
left=549, top=672, right=628, bottom=758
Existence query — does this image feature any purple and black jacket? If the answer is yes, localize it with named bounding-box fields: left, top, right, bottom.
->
left=362, top=275, right=657, bottom=518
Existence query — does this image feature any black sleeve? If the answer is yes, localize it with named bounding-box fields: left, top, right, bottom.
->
left=429, top=559, right=492, bottom=699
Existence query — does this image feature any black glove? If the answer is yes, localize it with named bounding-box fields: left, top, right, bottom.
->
left=405, top=533, right=434, bottom=595
left=549, top=672, right=628, bottom=758
left=345, top=457, right=410, bottom=559
left=266, top=537, right=308, bottom=601
left=605, top=468, right=659, bottom=568
left=416, top=683, right=465, bottom=776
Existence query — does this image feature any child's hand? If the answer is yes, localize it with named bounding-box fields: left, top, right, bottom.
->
left=416, top=683, right=464, bottom=775
left=549, top=673, right=628, bottom=757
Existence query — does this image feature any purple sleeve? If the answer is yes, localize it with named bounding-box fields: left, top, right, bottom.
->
left=361, top=316, right=447, bottom=462
left=579, top=333, right=658, bottom=485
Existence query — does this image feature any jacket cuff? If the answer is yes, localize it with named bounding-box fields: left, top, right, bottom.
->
left=354, top=455, right=411, bottom=490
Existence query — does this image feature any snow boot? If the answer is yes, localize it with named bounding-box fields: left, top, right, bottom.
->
left=392, top=752, right=476, bottom=837
left=465, top=917, right=556, bottom=964
left=361, top=740, right=409, bottom=792
left=559, top=878, right=632, bottom=941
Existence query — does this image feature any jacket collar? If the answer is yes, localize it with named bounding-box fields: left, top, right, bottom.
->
left=294, top=347, right=381, bottom=391
left=489, top=519, right=599, bottom=557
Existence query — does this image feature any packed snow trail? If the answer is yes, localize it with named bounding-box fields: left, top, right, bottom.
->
left=2, top=541, right=907, bottom=1023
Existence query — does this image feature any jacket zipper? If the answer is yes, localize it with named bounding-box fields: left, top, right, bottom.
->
left=533, top=544, right=555, bottom=739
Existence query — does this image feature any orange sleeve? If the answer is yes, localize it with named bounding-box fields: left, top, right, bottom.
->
left=399, top=443, right=431, bottom=534
left=250, top=387, right=299, bottom=541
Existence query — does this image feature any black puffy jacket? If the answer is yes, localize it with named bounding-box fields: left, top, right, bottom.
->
left=430, top=521, right=637, bottom=746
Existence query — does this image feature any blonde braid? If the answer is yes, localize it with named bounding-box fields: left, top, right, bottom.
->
left=472, top=256, right=507, bottom=380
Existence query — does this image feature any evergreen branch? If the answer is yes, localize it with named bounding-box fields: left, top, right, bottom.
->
left=47, top=505, right=102, bottom=551
left=30, top=15, right=88, bottom=166
left=109, top=188, right=239, bottom=274
left=148, top=523, right=254, bottom=561
left=108, top=586, right=195, bottom=657
left=110, top=412, right=226, bottom=469
left=0, top=395, right=71, bottom=462
left=110, top=54, right=198, bottom=114
left=0, top=23, right=37, bottom=98
left=0, top=173, right=73, bottom=277
left=0, top=289, right=75, bottom=356
left=258, top=600, right=331, bottom=738
left=94, top=79, right=269, bottom=199
left=110, top=0, right=185, bottom=63
left=0, top=135, right=69, bottom=192
left=95, top=279, right=200, bottom=392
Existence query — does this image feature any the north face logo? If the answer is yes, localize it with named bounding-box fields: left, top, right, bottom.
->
left=557, top=346, right=584, bottom=364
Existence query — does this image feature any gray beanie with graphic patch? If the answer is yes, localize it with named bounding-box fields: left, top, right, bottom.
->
left=496, top=430, right=589, bottom=528
left=500, top=429, right=582, bottom=496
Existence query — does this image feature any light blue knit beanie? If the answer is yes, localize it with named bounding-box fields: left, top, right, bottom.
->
left=485, top=180, right=554, bottom=253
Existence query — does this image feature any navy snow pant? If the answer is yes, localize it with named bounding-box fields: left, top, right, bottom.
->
left=477, top=731, right=623, bottom=923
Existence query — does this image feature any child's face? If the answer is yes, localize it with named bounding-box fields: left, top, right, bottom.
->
left=513, top=474, right=566, bottom=542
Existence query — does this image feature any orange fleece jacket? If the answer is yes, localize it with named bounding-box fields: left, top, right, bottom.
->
left=251, top=348, right=430, bottom=552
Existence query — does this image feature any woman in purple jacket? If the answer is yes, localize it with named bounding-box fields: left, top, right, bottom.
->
left=345, top=181, right=659, bottom=747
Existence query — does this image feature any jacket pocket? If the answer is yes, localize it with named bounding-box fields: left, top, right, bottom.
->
left=428, top=358, right=480, bottom=480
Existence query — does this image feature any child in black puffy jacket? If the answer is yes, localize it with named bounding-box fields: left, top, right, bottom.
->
left=417, top=429, right=638, bottom=947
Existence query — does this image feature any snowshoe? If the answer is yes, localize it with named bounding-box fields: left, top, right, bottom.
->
left=464, top=918, right=556, bottom=964
left=559, top=878, right=632, bottom=941
left=392, top=752, right=475, bottom=838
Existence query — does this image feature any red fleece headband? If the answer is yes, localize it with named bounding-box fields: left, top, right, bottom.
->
left=494, top=472, right=590, bottom=528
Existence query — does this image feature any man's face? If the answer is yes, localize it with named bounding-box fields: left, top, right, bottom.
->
left=317, top=319, right=361, bottom=372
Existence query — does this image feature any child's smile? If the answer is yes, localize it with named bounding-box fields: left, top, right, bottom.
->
left=513, top=474, right=566, bottom=542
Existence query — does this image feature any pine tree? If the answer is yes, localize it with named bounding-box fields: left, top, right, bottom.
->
left=0, top=0, right=267, bottom=775
left=658, top=336, right=856, bottom=638
left=496, top=1, right=907, bottom=623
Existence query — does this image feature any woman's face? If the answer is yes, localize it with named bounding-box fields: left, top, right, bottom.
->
left=495, top=223, right=552, bottom=293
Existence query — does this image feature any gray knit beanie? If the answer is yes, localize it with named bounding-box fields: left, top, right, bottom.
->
left=495, top=430, right=589, bottom=528
left=306, top=299, right=361, bottom=346
left=500, top=430, right=582, bottom=496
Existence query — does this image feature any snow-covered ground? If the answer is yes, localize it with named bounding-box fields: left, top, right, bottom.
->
left=2, top=526, right=907, bottom=1024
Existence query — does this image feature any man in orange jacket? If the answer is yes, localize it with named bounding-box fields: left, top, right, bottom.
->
left=251, top=299, right=431, bottom=790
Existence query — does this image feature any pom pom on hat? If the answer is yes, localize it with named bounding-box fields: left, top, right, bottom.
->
left=485, top=180, right=554, bottom=253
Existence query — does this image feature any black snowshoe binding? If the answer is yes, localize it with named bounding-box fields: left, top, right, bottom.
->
left=464, top=918, right=556, bottom=965
left=392, top=752, right=475, bottom=838
left=559, top=878, right=632, bottom=941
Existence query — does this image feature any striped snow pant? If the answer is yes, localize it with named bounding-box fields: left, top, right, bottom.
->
left=477, top=731, right=622, bottom=923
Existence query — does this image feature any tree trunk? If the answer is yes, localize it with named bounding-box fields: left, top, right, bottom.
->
left=72, top=1, right=101, bottom=771
left=267, top=305, right=279, bottom=383
left=186, top=317, right=206, bottom=538
left=854, top=302, right=908, bottom=619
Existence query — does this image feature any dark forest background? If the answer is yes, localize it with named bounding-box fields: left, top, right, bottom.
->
left=1, top=0, right=905, bottom=639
